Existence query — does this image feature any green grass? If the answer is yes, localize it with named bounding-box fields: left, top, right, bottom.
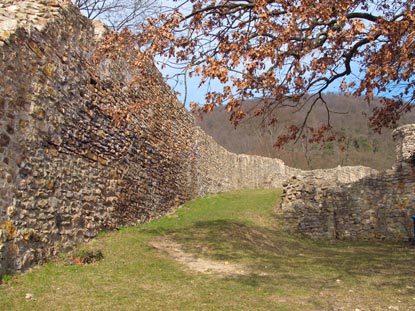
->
left=1, top=189, right=415, bottom=310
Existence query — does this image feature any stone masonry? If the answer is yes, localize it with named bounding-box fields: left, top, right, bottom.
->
left=0, top=0, right=199, bottom=277
left=0, top=0, right=299, bottom=277
left=280, top=124, right=415, bottom=241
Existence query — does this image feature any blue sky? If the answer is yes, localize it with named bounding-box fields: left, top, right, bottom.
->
left=157, top=61, right=360, bottom=110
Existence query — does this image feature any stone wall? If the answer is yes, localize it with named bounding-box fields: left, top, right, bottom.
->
left=0, top=0, right=306, bottom=277
left=280, top=125, right=415, bottom=241
left=193, top=127, right=301, bottom=196
left=192, top=130, right=376, bottom=196
left=0, top=0, right=197, bottom=276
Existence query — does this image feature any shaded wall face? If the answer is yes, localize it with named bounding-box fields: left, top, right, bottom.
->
left=0, top=0, right=196, bottom=276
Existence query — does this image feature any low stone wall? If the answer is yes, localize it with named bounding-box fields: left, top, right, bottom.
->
left=192, top=131, right=377, bottom=196
left=292, top=165, right=378, bottom=186
left=280, top=125, right=415, bottom=241
left=193, top=127, right=301, bottom=196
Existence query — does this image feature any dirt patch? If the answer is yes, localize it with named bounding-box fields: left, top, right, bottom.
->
left=149, top=237, right=250, bottom=277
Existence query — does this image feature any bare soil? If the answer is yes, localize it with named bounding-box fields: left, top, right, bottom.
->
left=150, top=236, right=250, bottom=276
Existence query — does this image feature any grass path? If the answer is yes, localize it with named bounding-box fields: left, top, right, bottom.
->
left=1, top=189, right=415, bottom=310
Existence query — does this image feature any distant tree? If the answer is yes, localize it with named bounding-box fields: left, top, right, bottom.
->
left=135, top=0, right=415, bottom=144
left=73, top=0, right=160, bottom=31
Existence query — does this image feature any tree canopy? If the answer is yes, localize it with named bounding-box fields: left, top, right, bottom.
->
left=134, top=0, right=415, bottom=144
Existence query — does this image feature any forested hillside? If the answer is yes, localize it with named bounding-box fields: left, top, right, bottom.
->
left=195, top=94, right=415, bottom=170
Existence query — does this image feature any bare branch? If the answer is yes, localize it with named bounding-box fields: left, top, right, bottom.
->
left=72, top=0, right=161, bottom=30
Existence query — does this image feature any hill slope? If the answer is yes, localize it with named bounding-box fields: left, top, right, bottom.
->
left=195, top=94, right=415, bottom=170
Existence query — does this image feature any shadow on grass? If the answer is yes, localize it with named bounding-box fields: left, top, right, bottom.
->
left=146, top=219, right=415, bottom=290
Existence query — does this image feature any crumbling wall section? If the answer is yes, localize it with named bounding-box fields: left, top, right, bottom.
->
left=192, top=130, right=377, bottom=196
left=280, top=125, right=415, bottom=241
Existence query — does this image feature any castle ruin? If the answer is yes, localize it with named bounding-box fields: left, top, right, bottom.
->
left=0, top=0, right=413, bottom=278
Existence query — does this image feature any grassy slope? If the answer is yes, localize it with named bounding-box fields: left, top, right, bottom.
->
left=1, top=189, right=415, bottom=311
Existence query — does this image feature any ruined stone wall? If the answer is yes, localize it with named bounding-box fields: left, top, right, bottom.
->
left=193, top=130, right=378, bottom=196
left=280, top=125, right=415, bottom=241
left=0, top=0, right=197, bottom=276
left=292, top=166, right=378, bottom=186
left=0, top=0, right=305, bottom=277
left=0, top=0, right=388, bottom=278
left=193, top=127, right=301, bottom=196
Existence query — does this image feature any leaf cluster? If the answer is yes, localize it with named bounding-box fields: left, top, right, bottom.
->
left=137, top=0, right=415, bottom=143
